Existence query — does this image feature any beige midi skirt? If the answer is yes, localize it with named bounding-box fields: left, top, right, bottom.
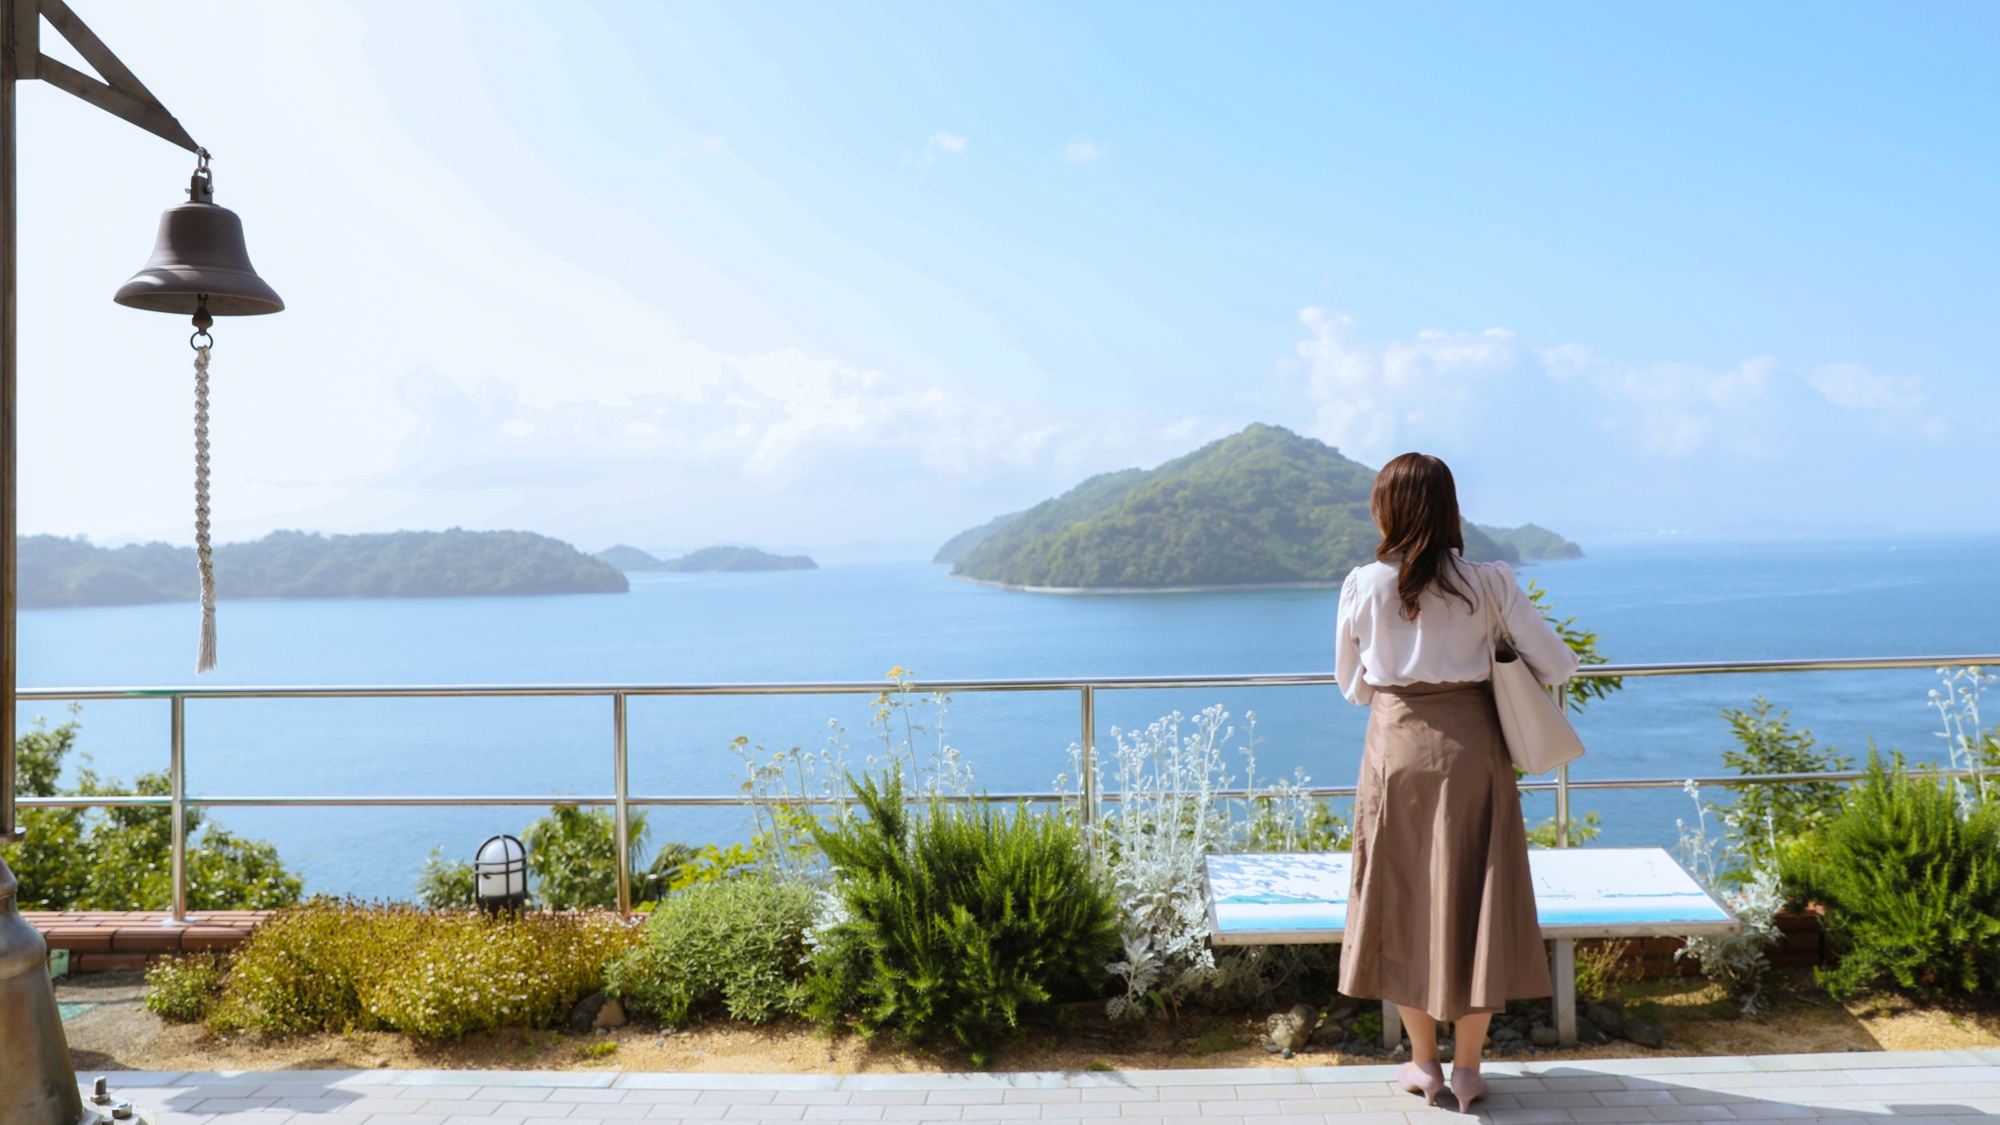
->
left=1337, top=680, right=1551, bottom=1021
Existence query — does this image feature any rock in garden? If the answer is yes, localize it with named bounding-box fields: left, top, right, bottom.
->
left=1326, top=1003, right=1357, bottom=1022
left=1584, top=1001, right=1625, bottom=1037
left=570, top=990, right=608, bottom=1034
left=1265, top=1003, right=1318, bottom=1053
left=1576, top=1018, right=1611, bottom=1046
left=1530, top=1026, right=1560, bottom=1047
left=593, top=997, right=628, bottom=1030
left=1624, top=1022, right=1665, bottom=1048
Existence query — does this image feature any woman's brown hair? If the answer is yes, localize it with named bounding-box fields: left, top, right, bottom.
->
left=1371, top=452, right=1473, bottom=621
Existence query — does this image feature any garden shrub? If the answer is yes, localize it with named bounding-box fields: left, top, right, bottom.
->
left=1780, top=752, right=2000, bottom=1000
left=1715, top=699, right=1852, bottom=879
left=1674, top=781, right=1782, bottom=1011
left=366, top=911, right=637, bottom=1038
left=213, top=901, right=639, bottom=1037
left=807, top=771, right=1118, bottom=1067
left=5, top=712, right=302, bottom=912
left=143, top=950, right=230, bottom=1024
left=1078, top=707, right=1346, bottom=1019
left=415, top=848, right=477, bottom=910
left=604, top=879, right=817, bottom=1026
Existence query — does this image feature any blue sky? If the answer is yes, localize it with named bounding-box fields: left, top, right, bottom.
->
left=17, top=1, right=1998, bottom=558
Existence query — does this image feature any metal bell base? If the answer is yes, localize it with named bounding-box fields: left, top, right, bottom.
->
left=0, top=856, right=84, bottom=1125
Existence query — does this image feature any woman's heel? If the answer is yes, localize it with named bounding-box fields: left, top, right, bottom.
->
left=1450, top=1065, right=1490, bottom=1110
left=1397, top=1061, right=1445, bottom=1106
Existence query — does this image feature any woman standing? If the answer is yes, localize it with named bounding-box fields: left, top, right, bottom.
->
left=1334, top=453, right=1579, bottom=1109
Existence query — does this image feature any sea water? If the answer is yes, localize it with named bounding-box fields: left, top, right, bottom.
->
left=15, top=535, right=1999, bottom=900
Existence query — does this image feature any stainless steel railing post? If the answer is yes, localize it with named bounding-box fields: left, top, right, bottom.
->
left=1555, top=689, right=1571, bottom=849
left=170, top=694, right=188, bottom=921
left=612, top=691, right=631, bottom=917
left=1080, top=685, right=1097, bottom=849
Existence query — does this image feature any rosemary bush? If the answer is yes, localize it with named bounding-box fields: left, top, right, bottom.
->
left=806, top=771, right=1117, bottom=1067
left=606, top=879, right=818, bottom=1027
left=1780, top=752, right=2000, bottom=999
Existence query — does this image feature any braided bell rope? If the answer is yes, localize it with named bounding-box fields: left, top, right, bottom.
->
left=194, top=343, right=217, bottom=673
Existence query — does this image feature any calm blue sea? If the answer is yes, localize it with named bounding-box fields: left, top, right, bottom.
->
left=16, top=536, right=2000, bottom=901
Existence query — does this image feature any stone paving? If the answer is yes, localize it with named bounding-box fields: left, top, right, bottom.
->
left=83, top=1049, right=2000, bottom=1125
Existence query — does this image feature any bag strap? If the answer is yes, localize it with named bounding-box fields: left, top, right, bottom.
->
left=1476, top=562, right=1518, bottom=655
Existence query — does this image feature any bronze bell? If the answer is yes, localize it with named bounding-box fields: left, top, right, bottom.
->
left=0, top=859, right=89, bottom=1125
left=113, top=158, right=283, bottom=317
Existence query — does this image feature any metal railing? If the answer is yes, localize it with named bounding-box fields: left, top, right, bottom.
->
left=11, top=653, right=1996, bottom=921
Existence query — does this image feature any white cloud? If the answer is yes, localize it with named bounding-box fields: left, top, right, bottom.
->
left=911, top=132, right=968, bottom=171
left=1290, top=309, right=1523, bottom=463
left=1065, top=138, right=1105, bottom=164
left=1806, top=362, right=1924, bottom=414
left=1282, top=310, right=1977, bottom=525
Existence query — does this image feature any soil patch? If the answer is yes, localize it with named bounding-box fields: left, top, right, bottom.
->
left=59, top=967, right=2000, bottom=1074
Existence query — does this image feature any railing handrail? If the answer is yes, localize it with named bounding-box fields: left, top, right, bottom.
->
left=12, top=653, right=1995, bottom=919
left=19, top=765, right=2000, bottom=812
left=10, top=651, right=1995, bottom=701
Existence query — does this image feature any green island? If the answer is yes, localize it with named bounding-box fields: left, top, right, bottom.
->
left=941, top=423, right=1582, bottom=590
left=597, top=544, right=818, bottom=573
left=18, top=528, right=627, bottom=608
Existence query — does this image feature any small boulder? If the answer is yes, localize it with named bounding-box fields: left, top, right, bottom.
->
left=1265, top=1003, right=1318, bottom=1053
left=593, top=997, right=628, bottom=1031
left=1576, top=1017, right=1611, bottom=1046
left=1584, top=1001, right=1625, bottom=1037
left=1530, top=1026, right=1560, bottom=1047
left=1326, top=1003, right=1357, bottom=1022
left=569, top=990, right=608, bottom=1034
left=1624, top=1022, right=1665, bottom=1048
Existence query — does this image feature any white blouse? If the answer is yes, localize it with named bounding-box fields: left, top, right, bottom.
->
left=1335, top=555, right=1580, bottom=705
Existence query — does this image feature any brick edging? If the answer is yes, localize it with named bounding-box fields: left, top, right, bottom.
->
left=25, top=910, right=269, bottom=973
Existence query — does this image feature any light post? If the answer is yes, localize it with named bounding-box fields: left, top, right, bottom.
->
left=0, top=4, right=281, bottom=1123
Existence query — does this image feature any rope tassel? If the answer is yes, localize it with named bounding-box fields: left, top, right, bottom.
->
left=194, top=343, right=217, bottom=673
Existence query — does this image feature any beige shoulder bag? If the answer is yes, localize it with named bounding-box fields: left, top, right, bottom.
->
left=1478, top=563, right=1586, bottom=775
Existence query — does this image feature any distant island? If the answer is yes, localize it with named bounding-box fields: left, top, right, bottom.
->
left=19, top=529, right=627, bottom=608
left=597, top=545, right=817, bottom=573
left=1474, top=522, right=1584, bottom=560
left=941, top=424, right=1582, bottom=591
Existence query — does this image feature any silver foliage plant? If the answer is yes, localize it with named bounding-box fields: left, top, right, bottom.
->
left=1931, top=664, right=1998, bottom=815
left=1058, top=706, right=1344, bottom=1021
left=1673, top=780, right=1783, bottom=1012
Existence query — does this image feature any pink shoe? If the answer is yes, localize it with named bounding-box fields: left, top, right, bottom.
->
left=1397, top=1061, right=1445, bottom=1106
left=1450, top=1065, right=1490, bottom=1110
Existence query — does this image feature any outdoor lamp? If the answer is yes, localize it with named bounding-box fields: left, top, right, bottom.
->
left=113, top=150, right=285, bottom=674
left=474, top=835, right=529, bottom=913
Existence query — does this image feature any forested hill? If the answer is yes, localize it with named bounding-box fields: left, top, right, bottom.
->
left=945, top=424, right=1574, bottom=589
left=20, top=529, right=628, bottom=608
left=596, top=545, right=817, bottom=573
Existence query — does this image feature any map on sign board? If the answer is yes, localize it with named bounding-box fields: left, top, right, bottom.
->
left=1204, top=847, right=1735, bottom=945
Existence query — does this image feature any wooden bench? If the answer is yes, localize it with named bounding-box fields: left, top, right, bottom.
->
left=1202, top=847, right=1739, bottom=1047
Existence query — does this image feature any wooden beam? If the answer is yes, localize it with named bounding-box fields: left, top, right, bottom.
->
left=35, top=54, right=195, bottom=153
left=9, top=0, right=35, bottom=81
left=38, top=0, right=162, bottom=106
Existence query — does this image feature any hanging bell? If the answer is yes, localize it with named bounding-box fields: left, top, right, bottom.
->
left=113, top=154, right=283, bottom=316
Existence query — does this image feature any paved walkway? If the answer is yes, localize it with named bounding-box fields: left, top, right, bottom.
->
left=85, top=1050, right=2000, bottom=1125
